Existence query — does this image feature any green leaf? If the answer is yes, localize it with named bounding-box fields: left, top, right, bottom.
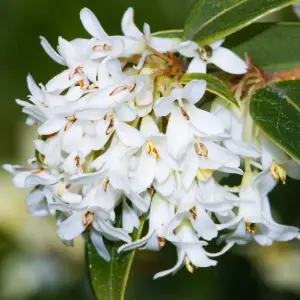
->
left=86, top=213, right=147, bottom=300
left=180, top=73, right=239, bottom=107
left=152, top=29, right=184, bottom=39
left=184, top=0, right=298, bottom=46
left=250, top=80, right=300, bottom=162
left=226, top=22, right=300, bottom=71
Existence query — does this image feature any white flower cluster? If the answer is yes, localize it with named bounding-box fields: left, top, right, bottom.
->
left=4, top=7, right=300, bottom=279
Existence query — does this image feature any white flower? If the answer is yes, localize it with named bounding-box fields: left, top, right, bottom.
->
left=120, top=7, right=181, bottom=68
left=40, top=36, right=98, bottom=91
left=118, top=193, right=174, bottom=252
left=154, top=219, right=234, bottom=279
left=80, top=8, right=125, bottom=59
left=179, top=39, right=247, bottom=74
left=132, top=115, right=178, bottom=192
left=154, top=79, right=225, bottom=158
left=219, top=168, right=299, bottom=245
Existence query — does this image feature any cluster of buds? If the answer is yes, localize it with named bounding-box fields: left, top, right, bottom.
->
left=4, top=7, right=300, bottom=279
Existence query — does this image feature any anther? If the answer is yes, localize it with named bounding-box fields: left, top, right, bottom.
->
left=147, top=187, right=153, bottom=195
left=185, top=257, right=194, bottom=273
left=75, top=156, right=80, bottom=167
left=109, top=83, right=136, bottom=96
left=103, top=177, right=109, bottom=192
left=199, top=45, right=213, bottom=62
left=105, top=118, right=114, bottom=135
left=245, top=222, right=256, bottom=234
left=31, top=167, right=44, bottom=175
left=190, top=207, right=197, bottom=219
left=92, top=44, right=112, bottom=51
left=82, top=211, right=95, bottom=226
left=158, top=237, right=166, bottom=249
left=270, top=161, right=286, bottom=184
left=180, top=106, right=190, bottom=120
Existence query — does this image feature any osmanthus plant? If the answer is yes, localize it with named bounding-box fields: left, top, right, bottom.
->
left=4, top=0, right=300, bottom=299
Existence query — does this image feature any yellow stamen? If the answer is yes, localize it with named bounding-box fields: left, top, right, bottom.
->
left=194, top=143, right=208, bottom=157
left=146, top=141, right=160, bottom=159
left=270, top=161, right=286, bottom=184
left=185, top=257, right=194, bottom=273
left=245, top=222, right=256, bottom=234
left=190, top=207, right=197, bottom=219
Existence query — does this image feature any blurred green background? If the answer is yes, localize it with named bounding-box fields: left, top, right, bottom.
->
left=1, top=1, right=300, bottom=299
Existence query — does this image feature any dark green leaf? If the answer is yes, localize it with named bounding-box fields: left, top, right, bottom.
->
left=180, top=73, right=239, bottom=107
left=152, top=29, right=183, bottom=39
left=184, top=0, right=298, bottom=46
left=226, top=22, right=300, bottom=71
left=250, top=80, right=300, bottom=162
left=86, top=214, right=147, bottom=300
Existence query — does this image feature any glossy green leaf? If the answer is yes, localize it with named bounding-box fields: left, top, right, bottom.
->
left=226, top=22, right=300, bottom=71
left=184, top=0, right=298, bottom=46
left=180, top=73, right=239, bottom=107
left=250, top=80, right=300, bottom=162
left=86, top=214, right=147, bottom=300
left=152, top=29, right=183, bottom=39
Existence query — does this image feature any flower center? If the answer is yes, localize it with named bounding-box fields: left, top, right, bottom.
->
left=146, top=141, right=160, bottom=159
left=245, top=222, right=256, bottom=234
left=194, top=142, right=208, bottom=157
left=82, top=211, right=95, bottom=226
left=199, top=45, right=213, bottom=61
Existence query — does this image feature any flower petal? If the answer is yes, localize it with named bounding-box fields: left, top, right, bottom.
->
left=210, top=47, right=247, bottom=74
left=80, top=8, right=108, bottom=39
left=40, top=36, right=66, bottom=66
left=183, top=79, right=207, bottom=104
left=121, top=7, right=143, bottom=38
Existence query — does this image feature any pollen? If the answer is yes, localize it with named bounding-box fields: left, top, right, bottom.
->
left=82, top=211, right=95, bottom=226
left=146, top=141, right=160, bottom=159
left=270, top=161, right=286, bottom=184
left=245, top=222, right=256, bottom=234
